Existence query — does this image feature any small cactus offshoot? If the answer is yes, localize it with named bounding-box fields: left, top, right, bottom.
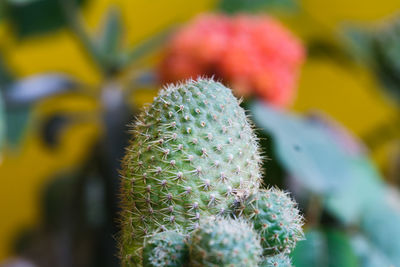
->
left=142, top=231, right=188, bottom=267
left=189, top=217, right=262, bottom=267
left=241, top=188, right=304, bottom=256
left=261, top=253, right=293, bottom=267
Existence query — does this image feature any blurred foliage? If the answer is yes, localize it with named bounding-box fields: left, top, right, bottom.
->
left=5, top=106, right=30, bottom=147
left=5, top=0, right=85, bottom=38
left=251, top=101, right=384, bottom=224
left=361, top=194, right=400, bottom=264
left=95, top=8, right=123, bottom=69
left=0, top=0, right=170, bottom=265
left=0, top=93, right=4, bottom=156
left=345, top=17, right=400, bottom=104
left=250, top=101, right=400, bottom=266
left=218, top=0, right=298, bottom=14
left=292, top=229, right=358, bottom=267
left=0, top=54, right=14, bottom=86
left=351, top=234, right=394, bottom=267
left=3, top=74, right=78, bottom=147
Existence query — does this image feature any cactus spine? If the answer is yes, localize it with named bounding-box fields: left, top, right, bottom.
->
left=119, top=78, right=262, bottom=266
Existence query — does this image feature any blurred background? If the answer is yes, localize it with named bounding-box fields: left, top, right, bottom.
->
left=1, top=0, right=400, bottom=266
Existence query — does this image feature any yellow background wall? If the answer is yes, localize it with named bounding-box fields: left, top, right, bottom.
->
left=0, top=0, right=399, bottom=260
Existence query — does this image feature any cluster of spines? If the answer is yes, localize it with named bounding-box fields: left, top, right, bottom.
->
left=119, top=78, right=262, bottom=265
left=240, top=188, right=304, bottom=256
left=142, top=231, right=188, bottom=267
left=189, top=217, right=262, bottom=267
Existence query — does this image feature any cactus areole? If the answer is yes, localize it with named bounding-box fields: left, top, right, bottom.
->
left=119, top=78, right=262, bottom=266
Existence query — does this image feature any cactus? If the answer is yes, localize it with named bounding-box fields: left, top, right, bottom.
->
left=261, top=254, right=292, bottom=267
left=119, top=78, right=262, bottom=265
left=189, top=217, right=262, bottom=267
left=240, top=188, right=304, bottom=256
left=142, top=230, right=188, bottom=267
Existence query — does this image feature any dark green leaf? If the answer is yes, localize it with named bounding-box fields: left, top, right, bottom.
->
left=0, top=52, right=15, bottom=86
left=306, top=38, right=351, bottom=64
left=218, top=0, right=298, bottom=14
left=250, top=102, right=385, bottom=224
left=292, top=229, right=358, bottom=267
left=291, top=230, right=327, bottom=266
left=325, top=229, right=359, bottom=267
left=5, top=0, right=85, bottom=38
left=97, top=7, right=123, bottom=58
left=0, top=1, right=5, bottom=23
left=7, top=0, right=41, bottom=3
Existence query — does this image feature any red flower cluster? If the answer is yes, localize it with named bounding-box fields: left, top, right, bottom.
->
left=159, top=14, right=305, bottom=108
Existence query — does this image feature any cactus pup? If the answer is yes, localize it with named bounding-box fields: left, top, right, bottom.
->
left=142, top=230, right=188, bottom=267
left=241, top=188, right=304, bottom=256
left=189, top=217, right=262, bottom=267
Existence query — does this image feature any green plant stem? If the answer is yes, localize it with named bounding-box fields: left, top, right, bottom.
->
left=306, top=194, right=323, bottom=228
left=59, top=0, right=107, bottom=76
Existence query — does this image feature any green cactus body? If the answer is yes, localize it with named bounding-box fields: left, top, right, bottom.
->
left=189, top=217, right=262, bottom=267
left=241, top=188, right=304, bottom=256
left=120, top=78, right=262, bottom=265
left=142, top=231, right=188, bottom=267
left=261, top=254, right=292, bottom=267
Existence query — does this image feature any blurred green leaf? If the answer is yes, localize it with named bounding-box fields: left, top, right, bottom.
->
left=119, top=26, right=174, bottom=69
left=292, top=230, right=327, bottom=266
left=351, top=234, right=394, bottom=267
left=344, top=18, right=400, bottom=104
left=5, top=0, right=85, bottom=38
left=306, top=38, right=351, bottom=64
left=0, top=93, right=5, bottom=155
left=250, top=102, right=385, bottom=224
left=5, top=106, right=30, bottom=147
left=343, top=26, right=373, bottom=63
left=360, top=189, right=400, bottom=266
left=97, top=8, right=123, bottom=59
left=218, top=0, right=298, bottom=14
left=0, top=53, right=15, bottom=86
left=41, top=172, right=77, bottom=229
left=0, top=1, right=4, bottom=22
left=292, top=229, right=358, bottom=267
left=370, top=32, right=400, bottom=102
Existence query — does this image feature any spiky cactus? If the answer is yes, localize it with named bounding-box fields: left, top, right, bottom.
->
left=119, top=78, right=262, bottom=266
left=240, top=188, right=304, bottom=256
left=261, top=254, right=292, bottom=267
left=142, top=231, right=188, bottom=267
left=189, top=217, right=262, bottom=267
